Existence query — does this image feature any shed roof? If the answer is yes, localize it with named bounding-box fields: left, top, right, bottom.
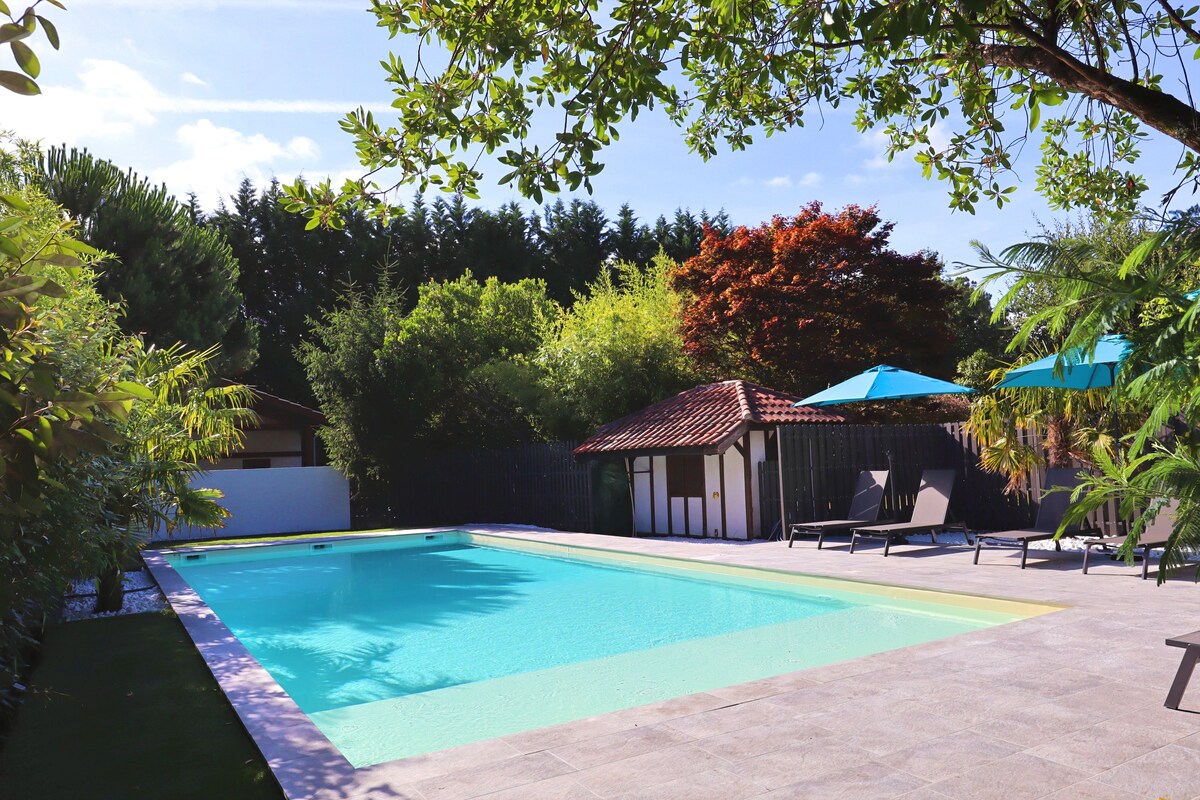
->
left=573, top=380, right=844, bottom=459
left=220, top=379, right=327, bottom=427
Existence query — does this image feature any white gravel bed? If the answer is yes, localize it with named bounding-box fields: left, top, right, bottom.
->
left=62, top=568, right=168, bottom=622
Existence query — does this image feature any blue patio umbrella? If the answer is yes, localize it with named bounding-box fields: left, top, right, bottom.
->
left=796, top=364, right=976, bottom=407
left=993, top=335, right=1130, bottom=390
left=794, top=365, right=974, bottom=524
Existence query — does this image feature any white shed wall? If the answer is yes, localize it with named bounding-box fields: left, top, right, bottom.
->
left=652, top=456, right=668, bottom=533
left=720, top=446, right=748, bottom=539
left=628, top=449, right=765, bottom=539
left=703, top=455, right=722, bottom=538
left=749, top=430, right=767, bottom=538
left=632, top=456, right=653, bottom=533
left=162, top=466, right=351, bottom=542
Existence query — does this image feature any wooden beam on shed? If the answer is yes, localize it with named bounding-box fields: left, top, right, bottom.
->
left=776, top=425, right=787, bottom=539
left=719, top=452, right=727, bottom=539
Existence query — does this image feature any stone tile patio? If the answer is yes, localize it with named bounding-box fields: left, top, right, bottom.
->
left=148, top=527, right=1200, bottom=800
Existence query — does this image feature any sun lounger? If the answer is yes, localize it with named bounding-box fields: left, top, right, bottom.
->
left=849, top=469, right=957, bottom=556
left=1082, top=500, right=1178, bottom=580
left=1165, top=629, right=1200, bottom=710
left=787, top=470, right=889, bottom=549
left=973, top=468, right=1096, bottom=569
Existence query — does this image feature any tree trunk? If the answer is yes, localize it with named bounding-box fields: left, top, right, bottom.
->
left=94, top=568, right=124, bottom=614
left=979, top=40, right=1200, bottom=155
left=1045, top=415, right=1073, bottom=468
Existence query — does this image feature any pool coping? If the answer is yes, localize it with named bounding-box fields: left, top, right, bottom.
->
left=144, top=525, right=1068, bottom=800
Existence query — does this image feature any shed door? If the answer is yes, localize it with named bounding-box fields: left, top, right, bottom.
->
left=666, top=455, right=705, bottom=536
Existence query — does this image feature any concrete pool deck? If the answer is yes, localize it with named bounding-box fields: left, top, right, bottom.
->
left=147, top=526, right=1200, bottom=800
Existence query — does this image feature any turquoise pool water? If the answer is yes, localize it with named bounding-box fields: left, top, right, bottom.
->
left=171, top=534, right=1027, bottom=767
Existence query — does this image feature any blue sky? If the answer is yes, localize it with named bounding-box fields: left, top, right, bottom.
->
left=3, top=0, right=1195, bottom=270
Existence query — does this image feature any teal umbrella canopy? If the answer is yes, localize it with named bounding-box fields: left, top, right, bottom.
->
left=994, top=335, right=1130, bottom=390
left=796, top=365, right=976, bottom=407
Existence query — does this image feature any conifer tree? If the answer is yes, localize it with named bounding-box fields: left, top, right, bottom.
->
left=38, top=147, right=257, bottom=374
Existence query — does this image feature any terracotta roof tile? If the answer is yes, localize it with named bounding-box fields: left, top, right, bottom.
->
left=573, top=380, right=844, bottom=458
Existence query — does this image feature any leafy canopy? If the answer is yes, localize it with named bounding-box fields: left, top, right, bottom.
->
left=290, top=0, right=1200, bottom=223
left=302, top=274, right=557, bottom=493
left=35, top=147, right=259, bottom=374
left=672, top=203, right=958, bottom=398
left=537, top=255, right=700, bottom=438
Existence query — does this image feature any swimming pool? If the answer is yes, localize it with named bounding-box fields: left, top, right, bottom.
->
left=164, top=531, right=1053, bottom=767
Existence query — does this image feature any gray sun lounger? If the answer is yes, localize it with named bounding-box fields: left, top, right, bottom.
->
left=1082, top=500, right=1178, bottom=580
left=973, top=468, right=1097, bottom=569
left=787, top=470, right=889, bottom=549
left=849, top=469, right=957, bottom=556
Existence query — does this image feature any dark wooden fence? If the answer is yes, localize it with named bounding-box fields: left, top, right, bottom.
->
left=354, top=441, right=595, bottom=533
left=759, top=422, right=1124, bottom=537
left=352, top=425, right=1124, bottom=540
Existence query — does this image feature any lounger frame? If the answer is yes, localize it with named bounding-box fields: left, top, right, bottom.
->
left=849, top=469, right=959, bottom=556
left=786, top=470, right=889, bottom=549
left=1166, top=630, right=1200, bottom=710
left=1081, top=500, right=1177, bottom=580
left=972, top=468, right=1092, bottom=569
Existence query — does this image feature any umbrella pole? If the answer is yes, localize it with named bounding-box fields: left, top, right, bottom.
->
left=885, top=449, right=897, bottom=518
left=809, top=439, right=817, bottom=520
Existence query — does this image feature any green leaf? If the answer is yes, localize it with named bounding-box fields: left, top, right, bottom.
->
left=0, top=2, right=10, bottom=16
left=11, top=40, right=38, bottom=78
left=0, top=192, right=29, bottom=210
left=0, top=22, right=26, bottom=43
left=0, top=275, right=46, bottom=298
left=54, top=237, right=99, bottom=255
left=42, top=253, right=80, bottom=267
left=0, top=232, right=21, bottom=257
left=35, top=15, right=58, bottom=50
left=0, top=68, right=37, bottom=94
left=113, top=380, right=156, bottom=400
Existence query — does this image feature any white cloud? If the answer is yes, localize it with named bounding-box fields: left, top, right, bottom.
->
left=861, top=125, right=951, bottom=171
left=0, top=59, right=392, bottom=146
left=862, top=130, right=895, bottom=171
left=0, top=59, right=159, bottom=144
left=180, top=72, right=208, bottom=87
left=738, top=173, right=821, bottom=190
left=152, top=119, right=320, bottom=208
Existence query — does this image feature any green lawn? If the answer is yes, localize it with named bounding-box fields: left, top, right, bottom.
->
left=0, top=612, right=283, bottom=800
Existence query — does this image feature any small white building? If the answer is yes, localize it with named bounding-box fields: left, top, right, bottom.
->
left=574, top=381, right=844, bottom=539
left=208, top=388, right=325, bottom=470
left=168, top=388, right=349, bottom=541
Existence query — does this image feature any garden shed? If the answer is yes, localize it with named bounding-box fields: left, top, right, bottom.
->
left=209, top=387, right=326, bottom=470
left=574, top=380, right=844, bottom=539
left=171, top=388, right=350, bottom=542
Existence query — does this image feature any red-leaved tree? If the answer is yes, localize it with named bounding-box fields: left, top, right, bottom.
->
left=672, top=203, right=958, bottom=399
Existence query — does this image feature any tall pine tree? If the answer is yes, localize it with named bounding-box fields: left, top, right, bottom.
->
left=39, top=146, right=257, bottom=374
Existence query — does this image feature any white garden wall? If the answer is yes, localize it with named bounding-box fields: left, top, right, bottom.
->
left=159, top=466, right=351, bottom=542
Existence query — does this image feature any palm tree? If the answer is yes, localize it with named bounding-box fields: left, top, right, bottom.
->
left=965, top=357, right=1117, bottom=493
left=971, top=216, right=1200, bottom=582
left=94, top=344, right=255, bottom=612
